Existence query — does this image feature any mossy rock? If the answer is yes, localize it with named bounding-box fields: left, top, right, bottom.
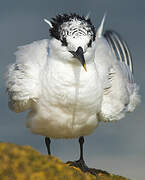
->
left=0, top=142, right=130, bottom=180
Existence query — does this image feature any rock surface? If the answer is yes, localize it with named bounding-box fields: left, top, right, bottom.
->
left=0, top=142, right=130, bottom=180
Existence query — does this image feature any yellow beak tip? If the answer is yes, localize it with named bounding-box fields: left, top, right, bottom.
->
left=84, top=64, right=87, bottom=72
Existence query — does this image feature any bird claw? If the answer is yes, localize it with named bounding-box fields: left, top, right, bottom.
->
left=66, top=159, right=109, bottom=176
left=67, top=159, right=89, bottom=172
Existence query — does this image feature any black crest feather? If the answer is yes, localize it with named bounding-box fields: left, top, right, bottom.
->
left=49, top=13, right=96, bottom=42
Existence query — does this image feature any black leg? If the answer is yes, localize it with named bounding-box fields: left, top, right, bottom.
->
left=79, top=136, right=84, bottom=161
left=67, top=136, right=89, bottom=171
left=45, top=137, right=51, bottom=155
left=66, top=136, right=109, bottom=176
left=74, top=136, right=89, bottom=172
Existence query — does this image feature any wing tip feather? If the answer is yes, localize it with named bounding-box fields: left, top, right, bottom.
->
left=104, top=30, right=133, bottom=73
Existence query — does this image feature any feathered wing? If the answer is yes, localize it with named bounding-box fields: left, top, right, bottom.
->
left=94, top=30, right=140, bottom=122
left=6, top=39, right=49, bottom=112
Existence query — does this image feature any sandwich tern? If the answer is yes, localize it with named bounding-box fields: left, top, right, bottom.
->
left=6, top=13, right=140, bottom=173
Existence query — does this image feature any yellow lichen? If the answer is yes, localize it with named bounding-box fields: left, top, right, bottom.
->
left=0, top=142, right=130, bottom=180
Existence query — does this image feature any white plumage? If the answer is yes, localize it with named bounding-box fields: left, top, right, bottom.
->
left=6, top=14, right=140, bottom=139
left=94, top=35, right=140, bottom=122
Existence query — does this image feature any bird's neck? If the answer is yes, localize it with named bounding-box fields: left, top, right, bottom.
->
left=48, top=55, right=82, bottom=75
left=47, top=53, right=99, bottom=89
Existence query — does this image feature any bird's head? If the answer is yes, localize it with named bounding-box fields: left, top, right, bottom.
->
left=45, top=13, right=96, bottom=71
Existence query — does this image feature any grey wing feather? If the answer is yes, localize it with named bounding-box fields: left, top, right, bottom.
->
left=104, top=30, right=133, bottom=73
left=98, top=30, right=140, bottom=122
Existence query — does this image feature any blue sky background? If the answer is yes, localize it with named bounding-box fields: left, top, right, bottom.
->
left=0, top=0, right=145, bottom=179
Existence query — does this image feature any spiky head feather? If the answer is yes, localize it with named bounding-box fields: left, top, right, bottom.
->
left=49, top=13, right=96, bottom=45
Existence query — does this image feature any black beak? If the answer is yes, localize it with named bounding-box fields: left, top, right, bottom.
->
left=70, top=47, right=87, bottom=71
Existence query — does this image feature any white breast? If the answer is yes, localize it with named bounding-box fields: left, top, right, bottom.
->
left=26, top=59, right=103, bottom=138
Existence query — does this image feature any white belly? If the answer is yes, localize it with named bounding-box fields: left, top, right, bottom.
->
left=26, top=62, right=103, bottom=138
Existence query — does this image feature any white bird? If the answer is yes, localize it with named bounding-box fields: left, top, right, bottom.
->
left=6, top=13, right=140, bottom=173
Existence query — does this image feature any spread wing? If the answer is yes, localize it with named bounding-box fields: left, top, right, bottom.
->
left=95, top=30, right=140, bottom=122
left=6, top=39, right=49, bottom=112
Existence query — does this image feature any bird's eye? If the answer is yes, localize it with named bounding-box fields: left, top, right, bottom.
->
left=61, top=38, right=68, bottom=46
left=87, top=39, right=92, bottom=47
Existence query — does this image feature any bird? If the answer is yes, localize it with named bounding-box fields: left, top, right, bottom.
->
left=5, top=13, right=140, bottom=173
